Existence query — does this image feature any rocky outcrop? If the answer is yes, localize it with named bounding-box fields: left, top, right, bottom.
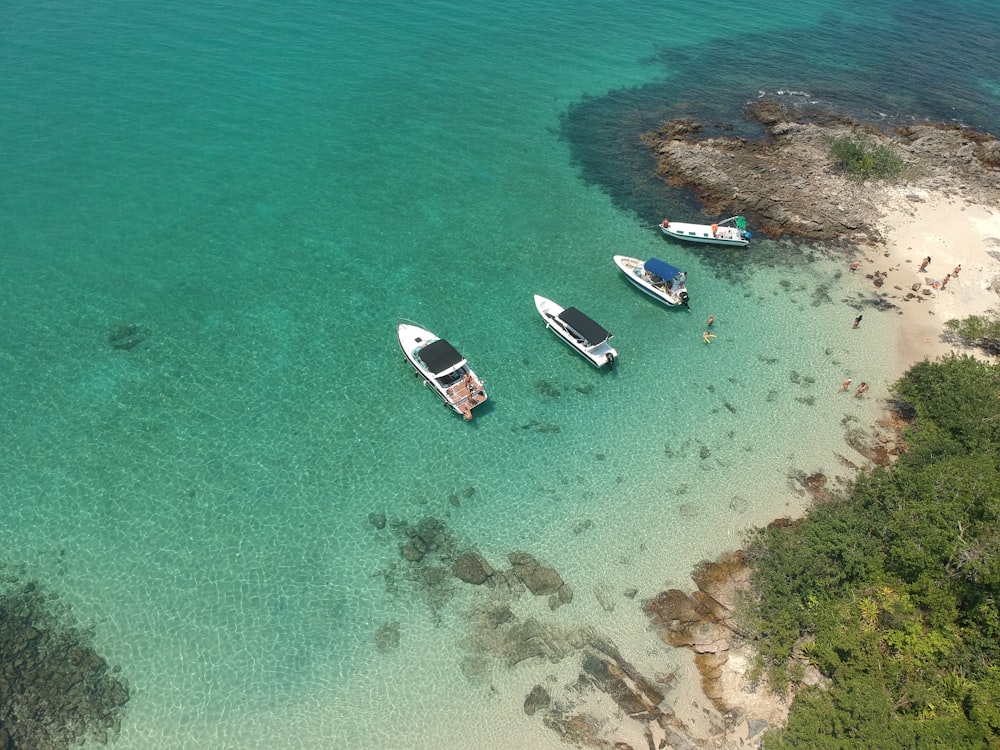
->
left=645, top=553, right=752, bottom=713
left=641, top=103, right=1000, bottom=243
left=383, top=515, right=786, bottom=748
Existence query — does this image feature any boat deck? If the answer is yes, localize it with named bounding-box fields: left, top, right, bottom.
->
left=445, top=377, right=486, bottom=418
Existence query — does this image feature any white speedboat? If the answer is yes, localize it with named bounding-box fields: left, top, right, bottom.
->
left=398, top=322, right=487, bottom=420
left=533, top=295, right=617, bottom=369
left=613, top=255, right=690, bottom=308
left=659, top=215, right=751, bottom=247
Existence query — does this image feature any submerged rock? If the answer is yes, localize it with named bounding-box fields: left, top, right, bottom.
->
left=107, top=323, right=150, bottom=351
left=508, top=552, right=564, bottom=596
left=523, top=685, right=551, bottom=715
left=452, top=551, right=494, bottom=585
left=0, top=578, right=129, bottom=749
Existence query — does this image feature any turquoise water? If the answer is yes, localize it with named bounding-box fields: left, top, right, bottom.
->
left=2, top=1, right=998, bottom=747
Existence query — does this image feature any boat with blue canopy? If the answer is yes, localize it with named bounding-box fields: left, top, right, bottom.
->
left=613, top=255, right=690, bottom=308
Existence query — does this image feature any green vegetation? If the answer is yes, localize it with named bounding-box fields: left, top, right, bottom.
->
left=742, top=355, right=1000, bottom=748
left=829, top=134, right=905, bottom=180
left=946, top=312, right=1000, bottom=356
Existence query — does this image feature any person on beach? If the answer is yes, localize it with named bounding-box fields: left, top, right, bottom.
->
left=953, top=264, right=962, bottom=277
left=706, top=315, right=715, bottom=326
left=918, top=256, right=931, bottom=273
left=853, top=315, right=863, bottom=329
left=941, top=273, right=951, bottom=290
left=840, top=378, right=852, bottom=391
left=855, top=382, right=869, bottom=398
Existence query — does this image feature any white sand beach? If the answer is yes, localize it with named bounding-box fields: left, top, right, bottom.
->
left=858, top=190, right=1000, bottom=368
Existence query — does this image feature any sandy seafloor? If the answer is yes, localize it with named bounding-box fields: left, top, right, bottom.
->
left=1, top=0, right=999, bottom=747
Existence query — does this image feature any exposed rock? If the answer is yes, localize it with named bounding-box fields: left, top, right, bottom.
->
left=644, top=553, right=752, bottom=711
left=792, top=471, right=831, bottom=502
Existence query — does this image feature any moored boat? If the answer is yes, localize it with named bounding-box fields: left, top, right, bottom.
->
left=533, top=294, right=617, bottom=369
left=398, top=322, right=487, bottom=419
left=659, top=215, right=751, bottom=248
left=613, top=255, right=690, bottom=308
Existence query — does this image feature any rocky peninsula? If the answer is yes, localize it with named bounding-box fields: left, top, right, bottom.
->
left=640, top=102, right=1000, bottom=244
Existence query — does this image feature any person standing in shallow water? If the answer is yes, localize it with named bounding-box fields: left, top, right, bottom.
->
left=855, top=382, right=869, bottom=398
left=918, top=256, right=931, bottom=273
left=853, top=315, right=863, bottom=329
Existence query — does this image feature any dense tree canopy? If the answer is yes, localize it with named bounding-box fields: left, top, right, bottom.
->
left=743, top=356, right=1000, bottom=748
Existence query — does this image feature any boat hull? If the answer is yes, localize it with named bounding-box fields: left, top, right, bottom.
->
left=534, top=295, right=617, bottom=368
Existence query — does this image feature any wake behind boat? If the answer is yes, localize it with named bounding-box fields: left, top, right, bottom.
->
left=398, top=322, right=487, bottom=420
left=533, top=295, right=617, bottom=369
left=613, top=255, right=690, bottom=308
left=659, top=215, right=751, bottom=248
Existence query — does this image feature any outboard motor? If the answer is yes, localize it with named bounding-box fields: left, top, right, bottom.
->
left=607, top=353, right=615, bottom=371
left=680, top=290, right=690, bottom=309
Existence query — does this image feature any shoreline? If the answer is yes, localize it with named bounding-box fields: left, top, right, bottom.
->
left=656, top=187, right=1000, bottom=746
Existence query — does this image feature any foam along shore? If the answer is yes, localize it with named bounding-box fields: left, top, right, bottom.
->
left=859, top=188, right=1000, bottom=369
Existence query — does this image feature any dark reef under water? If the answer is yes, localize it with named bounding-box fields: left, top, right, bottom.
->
left=560, top=0, right=1000, bottom=230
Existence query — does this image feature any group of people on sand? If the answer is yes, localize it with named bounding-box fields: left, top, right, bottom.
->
left=841, top=254, right=967, bottom=400
left=918, top=256, right=962, bottom=290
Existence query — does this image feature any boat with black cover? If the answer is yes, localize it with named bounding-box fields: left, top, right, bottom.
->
left=533, top=294, right=617, bottom=369
left=398, top=322, right=487, bottom=419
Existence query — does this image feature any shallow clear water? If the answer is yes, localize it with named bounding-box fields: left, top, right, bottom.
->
left=2, top=0, right=998, bottom=747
